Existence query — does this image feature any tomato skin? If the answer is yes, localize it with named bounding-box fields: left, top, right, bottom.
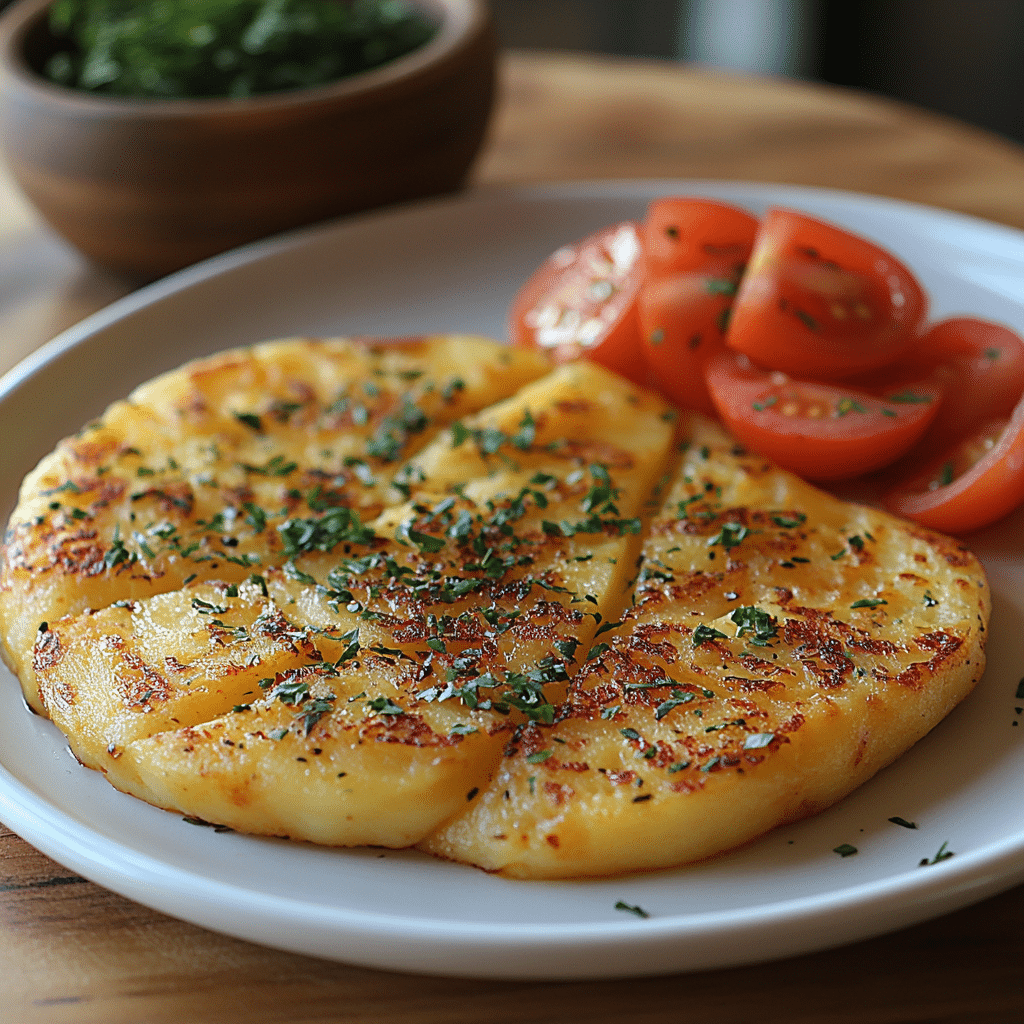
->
left=638, top=272, right=734, bottom=415
left=910, top=317, right=1024, bottom=453
left=642, top=198, right=758, bottom=278
left=884, top=407, right=1024, bottom=534
left=637, top=199, right=757, bottom=414
left=705, top=351, right=943, bottom=481
left=509, top=221, right=647, bottom=384
left=726, top=208, right=928, bottom=380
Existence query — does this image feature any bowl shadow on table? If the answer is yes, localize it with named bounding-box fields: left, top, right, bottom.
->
left=0, top=0, right=497, bottom=282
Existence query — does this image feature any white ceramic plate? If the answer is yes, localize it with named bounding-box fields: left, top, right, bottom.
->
left=1, top=182, right=1023, bottom=980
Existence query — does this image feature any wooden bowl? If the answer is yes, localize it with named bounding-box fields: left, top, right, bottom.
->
left=0, top=0, right=496, bottom=279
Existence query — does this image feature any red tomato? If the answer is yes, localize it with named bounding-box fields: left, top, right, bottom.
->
left=639, top=271, right=736, bottom=415
left=642, top=198, right=758, bottom=277
left=637, top=199, right=758, bottom=414
left=911, top=317, right=1024, bottom=452
left=509, top=221, right=646, bottom=384
left=705, top=351, right=943, bottom=480
left=727, top=209, right=927, bottom=380
left=884, top=407, right=1024, bottom=534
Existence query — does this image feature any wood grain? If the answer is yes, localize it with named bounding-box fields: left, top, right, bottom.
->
left=476, top=51, right=1024, bottom=231
left=3, top=822, right=1023, bottom=1023
left=3, top=49, right=1024, bottom=1023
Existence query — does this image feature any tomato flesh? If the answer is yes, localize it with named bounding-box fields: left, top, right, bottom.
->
left=509, top=221, right=647, bottom=384
left=705, top=351, right=942, bottom=480
left=727, top=209, right=927, bottom=380
left=642, top=198, right=758, bottom=278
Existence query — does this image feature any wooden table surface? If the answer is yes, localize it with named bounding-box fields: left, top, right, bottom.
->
left=2, top=51, right=1024, bottom=1023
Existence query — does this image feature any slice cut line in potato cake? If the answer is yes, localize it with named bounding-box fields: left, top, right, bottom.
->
left=420, top=418, right=989, bottom=877
left=1, top=335, right=551, bottom=713
left=17, top=346, right=677, bottom=847
left=1, top=335, right=989, bottom=873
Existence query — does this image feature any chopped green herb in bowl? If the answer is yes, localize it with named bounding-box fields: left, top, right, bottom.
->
left=44, top=0, right=438, bottom=99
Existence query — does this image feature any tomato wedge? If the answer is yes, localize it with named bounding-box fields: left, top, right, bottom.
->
left=637, top=199, right=757, bottom=414
left=642, top=198, right=758, bottom=277
left=639, top=272, right=735, bottom=415
left=911, top=317, right=1024, bottom=453
left=705, top=351, right=943, bottom=480
left=884, top=406, right=1024, bottom=533
left=727, top=209, right=927, bottom=380
left=509, top=221, right=646, bottom=384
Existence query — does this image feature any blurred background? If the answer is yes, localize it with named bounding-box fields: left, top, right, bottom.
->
left=490, top=0, right=1024, bottom=145
left=2, top=0, right=1020, bottom=143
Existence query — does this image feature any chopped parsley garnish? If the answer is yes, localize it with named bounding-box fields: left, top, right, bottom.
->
left=654, top=689, right=695, bottom=720
left=278, top=507, right=375, bottom=556
left=243, top=501, right=267, bottom=533
left=297, top=697, right=335, bottom=735
left=365, top=696, right=404, bottom=716
left=268, top=676, right=310, bottom=705
left=920, top=841, right=954, bottom=866
left=708, top=522, right=749, bottom=551
left=836, top=398, right=867, bottom=417
left=364, top=398, right=430, bottom=462
left=247, top=572, right=269, bottom=597
left=850, top=598, right=887, bottom=609
left=771, top=511, right=806, bottom=529
left=554, top=638, right=579, bottom=662
left=743, top=732, right=776, bottom=749
left=833, top=843, right=858, bottom=857
left=396, top=521, right=447, bottom=553
left=705, top=277, right=738, bottom=297
left=333, top=628, right=360, bottom=666
left=233, top=411, right=263, bottom=431
left=441, top=377, right=465, bottom=402
left=795, top=309, right=820, bottom=332
left=730, top=606, right=777, bottom=646
left=283, top=561, right=316, bottom=585
left=104, top=526, right=132, bottom=570
left=887, top=390, right=933, bottom=404
left=240, top=454, right=297, bottom=476
left=888, top=816, right=917, bottom=829
left=511, top=410, right=536, bottom=450
left=692, top=624, right=728, bottom=647
left=614, top=901, right=650, bottom=919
